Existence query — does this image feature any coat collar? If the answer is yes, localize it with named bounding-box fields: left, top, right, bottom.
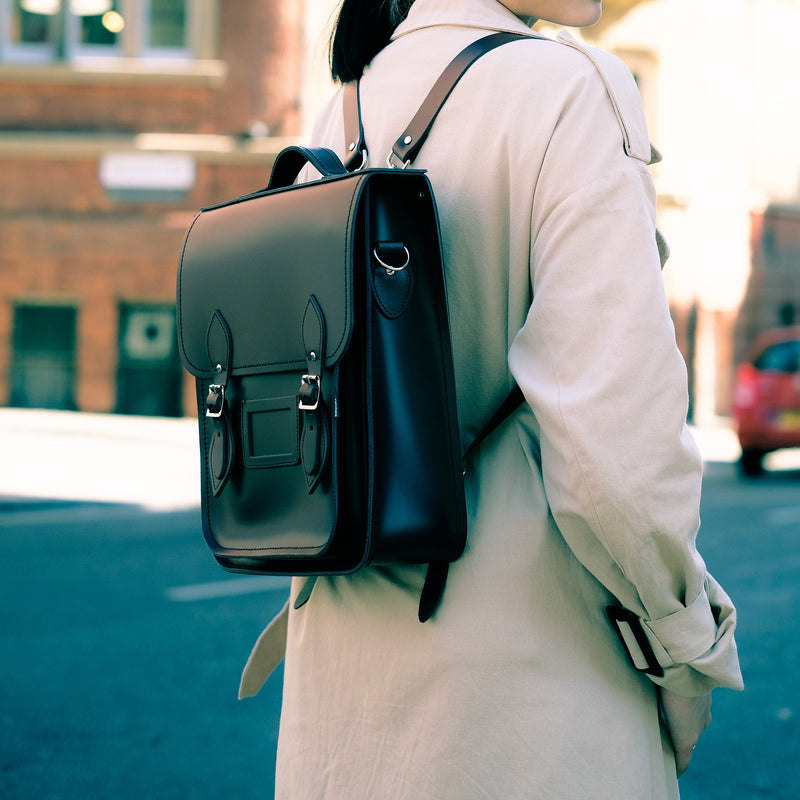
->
left=392, top=0, right=536, bottom=40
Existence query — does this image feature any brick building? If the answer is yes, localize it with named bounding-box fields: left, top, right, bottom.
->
left=0, top=0, right=675, bottom=420
left=0, top=0, right=305, bottom=416
left=736, top=206, right=800, bottom=358
left=596, top=0, right=800, bottom=421
left=7, top=0, right=798, bottom=422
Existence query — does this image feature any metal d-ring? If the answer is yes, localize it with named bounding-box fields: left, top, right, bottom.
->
left=372, top=245, right=410, bottom=276
left=386, top=151, right=411, bottom=169
left=353, top=149, right=368, bottom=170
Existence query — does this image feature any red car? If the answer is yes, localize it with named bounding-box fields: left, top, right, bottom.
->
left=732, top=326, right=800, bottom=475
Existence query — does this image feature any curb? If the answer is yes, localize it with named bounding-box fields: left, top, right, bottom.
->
left=0, top=408, right=200, bottom=511
left=1, top=409, right=745, bottom=511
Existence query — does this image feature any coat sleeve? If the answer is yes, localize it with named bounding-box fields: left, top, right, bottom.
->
left=507, top=42, right=742, bottom=697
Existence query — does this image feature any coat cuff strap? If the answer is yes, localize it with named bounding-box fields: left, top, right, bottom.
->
left=608, top=588, right=719, bottom=678
left=238, top=599, right=289, bottom=699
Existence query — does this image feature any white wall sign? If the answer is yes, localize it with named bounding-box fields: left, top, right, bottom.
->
left=99, top=152, right=196, bottom=193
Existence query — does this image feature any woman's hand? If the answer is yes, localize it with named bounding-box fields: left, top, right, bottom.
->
left=659, top=688, right=712, bottom=776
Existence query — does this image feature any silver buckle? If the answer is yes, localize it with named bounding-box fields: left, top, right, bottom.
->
left=298, top=374, right=321, bottom=412
left=350, top=148, right=369, bottom=170
left=205, top=384, right=225, bottom=418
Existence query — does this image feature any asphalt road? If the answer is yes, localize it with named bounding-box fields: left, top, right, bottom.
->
left=1, top=433, right=798, bottom=798
left=679, top=460, right=800, bottom=800
left=1, top=501, right=289, bottom=800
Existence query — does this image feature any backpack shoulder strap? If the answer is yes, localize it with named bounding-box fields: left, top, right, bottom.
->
left=341, top=32, right=535, bottom=622
left=343, top=80, right=366, bottom=171
left=342, top=31, right=534, bottom=170
left=463, top=386, right=526, bottom=464
left=419, top=385, right=524, bottom=622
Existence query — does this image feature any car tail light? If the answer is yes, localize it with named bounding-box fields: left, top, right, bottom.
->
left=733, top=364, right=758, bottom=408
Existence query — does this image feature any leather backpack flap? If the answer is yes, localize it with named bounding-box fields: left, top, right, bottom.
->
left=176, top=175, right=366, bottom=380
left=176, top=173, right=370, bottom=564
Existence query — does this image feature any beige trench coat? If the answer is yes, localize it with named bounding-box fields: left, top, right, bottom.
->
left=240, top=1, right=743, bottom=797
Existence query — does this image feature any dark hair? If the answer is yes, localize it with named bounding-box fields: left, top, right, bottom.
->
left=329, top=0, right=414, bottom=83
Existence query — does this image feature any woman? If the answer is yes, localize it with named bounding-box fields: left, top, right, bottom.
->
left=240, top=1, right=743, bottom=796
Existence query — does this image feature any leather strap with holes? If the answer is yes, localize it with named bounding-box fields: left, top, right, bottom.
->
left=342, top=31, right=538, bottom=170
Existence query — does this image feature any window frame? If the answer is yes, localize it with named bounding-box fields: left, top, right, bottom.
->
left=1, top=0, right=57, bottom=62
left=9, top=300, right=78, bottom=411
left=138, top=0, right=192, bottom=60
left=0, top=0, right=209, bottom=65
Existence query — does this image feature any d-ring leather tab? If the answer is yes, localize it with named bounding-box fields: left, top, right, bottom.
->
left=371, top=242, right=414, bottom=319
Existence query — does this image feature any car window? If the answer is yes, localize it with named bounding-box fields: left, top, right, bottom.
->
left=753, top=340, right=800, bottom=372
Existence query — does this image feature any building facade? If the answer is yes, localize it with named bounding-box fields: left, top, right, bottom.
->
left=3, top=0, right=798, bottom=421
left=0, top=0, right=305, bottom=416
left=588, top=0, right=800, bottom=421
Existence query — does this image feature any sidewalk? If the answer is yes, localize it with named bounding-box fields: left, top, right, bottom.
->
left=0, top=408, right=200, bottom=511
left=0, top=408, right=743, bottom=512
left=688, top=419, right=742, bottom=464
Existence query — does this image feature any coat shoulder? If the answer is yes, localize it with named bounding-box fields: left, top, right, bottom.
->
left=477, top=32, right=656, bottom=164
left=551, top=31, right=656, bottom=164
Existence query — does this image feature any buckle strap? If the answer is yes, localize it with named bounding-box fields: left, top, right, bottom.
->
left=343, top=32, right=540, bottom=172
left=299, top=295, right=329, bottom=493
left=463, top=386, right=525, bottom=465
left=343, top=81, right=367, bottom=171
left=388, top=32, right=534, bottom=168
left=419, top=562, right=450, bottom=622
left=606, top=606, right=666, bottom=678
left=293, top=576, right=318, bottom=610
left=205, top=310, right=235, bottom=496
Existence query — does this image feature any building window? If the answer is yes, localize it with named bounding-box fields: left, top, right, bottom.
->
left=6, top=0, right=54, bottom=59
left=10, top=1, right=52, bottom=45
left=79, top=1, right=121, bottom=48
left=115, top=302, right=182, bottom=417
left=147, top=0, right=186, bottom=50
left=1, top=0, right=201, bottom=63
left=10, top=303, right=77, bottom=410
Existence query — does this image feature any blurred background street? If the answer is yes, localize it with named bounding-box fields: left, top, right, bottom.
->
left=0, top=409, right=288, bottom=799
left=1, top=409, right=799, bottom=799
left=2, top=0, right=800, bottom=797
